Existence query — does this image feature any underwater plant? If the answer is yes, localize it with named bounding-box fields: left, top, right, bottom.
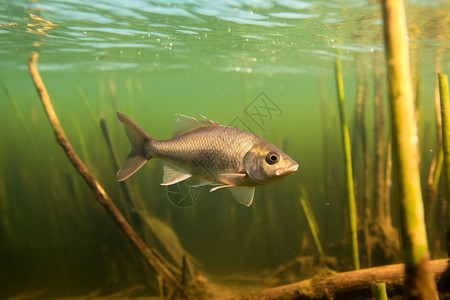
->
left=335, top=51, right=360, bottom=270
left=381, top=0, right=438, bottom=297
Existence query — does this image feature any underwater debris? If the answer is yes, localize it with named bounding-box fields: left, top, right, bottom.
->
left=234, top=259, right=448, bottom=300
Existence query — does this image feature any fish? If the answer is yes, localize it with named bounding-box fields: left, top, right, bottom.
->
left=116, top=112, right=299, bottom=206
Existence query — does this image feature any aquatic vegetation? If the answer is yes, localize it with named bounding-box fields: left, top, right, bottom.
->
left=374, top=282, right=388, bottom=300
left=2, top=84, right=39, bottom=152
left=298, top=190, right=323, bottom=258
left=76, top=85, right=98, bottom=123
left=382, top=0, right=437, bottom=297
left=438, top=73, right=450, bottom=256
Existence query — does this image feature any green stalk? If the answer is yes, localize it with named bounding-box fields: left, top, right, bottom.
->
left=335, top=53, right=359, bottom=270
left=299, top=193, right=323, bottom=257
left=374, top=282, right=388, bottom=300
left=76, top=86, right=97, bottom=123
left=2, top=84, right=39, bottom=151
left=425, top=146, right=443, bottom=226
left=99, top=118, right=135, bottom=212
left=381, top=0, right=437, bottom=298
left=73, top=117, right=90, bottom=164
left=438, top=73, right=450, bottom=256
left=432, top=148, right=444, bottom=189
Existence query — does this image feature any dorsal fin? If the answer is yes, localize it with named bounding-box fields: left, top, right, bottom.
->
left=172, top=114, right=220, bottom=137
left=199, top=114, right=220, bottom=125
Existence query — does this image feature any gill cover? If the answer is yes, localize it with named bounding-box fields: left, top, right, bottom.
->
left=243, top=149, right=265, bottom=184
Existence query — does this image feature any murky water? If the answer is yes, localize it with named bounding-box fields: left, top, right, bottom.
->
left=1, top=0, right=449, bottom=298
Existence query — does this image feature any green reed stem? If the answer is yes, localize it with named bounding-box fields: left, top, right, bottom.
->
left=100, top=118, right=121, bottom=169
left=299, top=193, right=323, bottom=257
left=99, top=118, right=135, bottom=212
left=381, top=0, right=437, bottom=297
left=438, top=73, right=450, bottom=257
left=425, top=146, right=443, bottom=227
left=2, top=84, right=39, bottom=151
left=374, top=282, right=388, bottom=300
left=73, top=117, right=90, bottom=163
left=76, top=86, right=97, bottom=123
left=335, top=53, right=359, bottom=270
left=433, top=147, right=444, bottom=189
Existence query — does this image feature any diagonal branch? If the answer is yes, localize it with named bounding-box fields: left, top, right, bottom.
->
left=27, top=51, right=192, bottom=298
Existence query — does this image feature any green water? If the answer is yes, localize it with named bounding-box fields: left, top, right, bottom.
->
left=1, top=0, right=450, bottom=298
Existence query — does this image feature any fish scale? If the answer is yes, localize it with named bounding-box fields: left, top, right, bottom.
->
left=151, top=126, right=255, bottom=173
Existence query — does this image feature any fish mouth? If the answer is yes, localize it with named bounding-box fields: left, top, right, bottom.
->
left=275, top=163, right=299, bottom=176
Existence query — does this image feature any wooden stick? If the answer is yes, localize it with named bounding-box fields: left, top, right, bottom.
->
left=27, top=52, right=191, bottom=298
left=381, top=0, right=439, bottom=298
left=233, top=259, right=448, bottom=300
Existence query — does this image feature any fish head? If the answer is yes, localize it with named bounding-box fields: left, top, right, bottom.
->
left=243, top=141, right=298, bottom=185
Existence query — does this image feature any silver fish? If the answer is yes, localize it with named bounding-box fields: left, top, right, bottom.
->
left=116, top=112, right=298, bottom=206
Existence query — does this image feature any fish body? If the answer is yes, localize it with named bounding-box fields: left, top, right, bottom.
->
left=116, top=113, right=298, bottom=206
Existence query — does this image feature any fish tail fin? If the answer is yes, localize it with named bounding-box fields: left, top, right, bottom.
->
left=116, top=112, right=152, bottom=182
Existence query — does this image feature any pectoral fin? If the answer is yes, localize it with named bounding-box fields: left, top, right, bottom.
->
left=185, top=176, right=215, bottom=187
left=209, top=185, right=233, bottom=192
left=209, top=185, right=255, bottom=207
left=217, top=172, right=247, bottom=185
left=161, top=163, right=192, bottom=185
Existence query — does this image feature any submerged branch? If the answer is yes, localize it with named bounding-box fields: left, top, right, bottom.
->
left=235, top=259, right=449, bottom=300
left=27, top=52, right=201, bottom=299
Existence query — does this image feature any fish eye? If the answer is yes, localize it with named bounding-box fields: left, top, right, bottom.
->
left=266, top=151, right=280, bottom=165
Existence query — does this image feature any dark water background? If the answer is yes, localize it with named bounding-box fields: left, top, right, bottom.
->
left=0, top=0, right=449, bottom=298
